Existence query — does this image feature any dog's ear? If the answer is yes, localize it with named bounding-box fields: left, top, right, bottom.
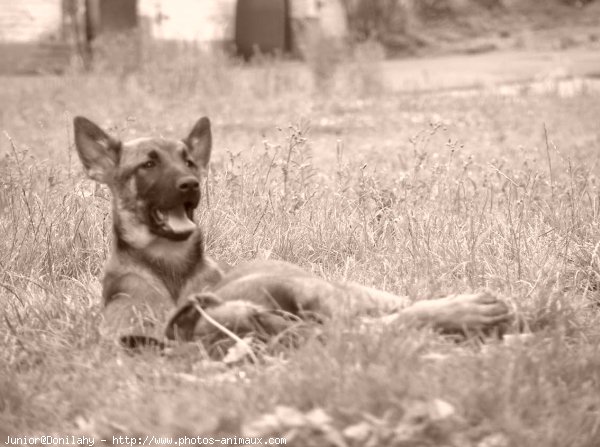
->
left=184, top=116, right=212, bottom=168
left=73, top=116, right=121, bottom=183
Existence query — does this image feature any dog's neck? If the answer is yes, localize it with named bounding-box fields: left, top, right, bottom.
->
left=114, top=225, right=205, bottom=300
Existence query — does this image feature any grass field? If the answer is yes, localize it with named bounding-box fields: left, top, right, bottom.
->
left=1, top=49, right=600, bottom=446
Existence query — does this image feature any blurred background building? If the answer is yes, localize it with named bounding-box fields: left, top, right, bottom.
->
left=0, top=0, right=348, bottom=73
left=0, top=0, right=597, bottom=74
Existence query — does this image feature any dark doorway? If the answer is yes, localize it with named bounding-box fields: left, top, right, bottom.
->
left=236, top=0, right=290, bottom=60
left=86, top=0, right=138, bottom=41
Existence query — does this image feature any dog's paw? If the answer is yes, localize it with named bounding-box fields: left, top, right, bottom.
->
left=409, top=290, right=512, bottom=333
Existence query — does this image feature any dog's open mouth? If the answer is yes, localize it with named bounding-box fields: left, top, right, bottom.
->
left=151, top=203, right=196, bottom=240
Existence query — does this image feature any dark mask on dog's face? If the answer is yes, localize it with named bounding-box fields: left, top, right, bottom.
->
left=74, top=116, right=212, bottom=244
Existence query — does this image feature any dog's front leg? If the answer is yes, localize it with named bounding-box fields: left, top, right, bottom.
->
left=100, top=273, right=174, bottom=348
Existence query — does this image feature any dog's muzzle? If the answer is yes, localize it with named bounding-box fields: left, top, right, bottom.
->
left=149, top=176, right=200, bottom=240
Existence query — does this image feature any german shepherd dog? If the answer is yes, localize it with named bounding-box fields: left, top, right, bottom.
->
left=74, top=116, right=511, bottom=350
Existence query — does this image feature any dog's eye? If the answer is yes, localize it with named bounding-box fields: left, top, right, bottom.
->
left=185, top=159, right=196, bottom=168
left=142, top=160, right=156, bottom=169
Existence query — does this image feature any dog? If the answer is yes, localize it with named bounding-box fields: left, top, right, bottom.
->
left=73, top=116, right=511, bottom=350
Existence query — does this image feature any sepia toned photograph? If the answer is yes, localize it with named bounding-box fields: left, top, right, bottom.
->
left=1, top=0, right=599, bottom=445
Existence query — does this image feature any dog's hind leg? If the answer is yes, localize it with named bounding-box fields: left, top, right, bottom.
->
left=340, top=282, right=411, bottom=313
left=340, top=283, right=511, bottom=333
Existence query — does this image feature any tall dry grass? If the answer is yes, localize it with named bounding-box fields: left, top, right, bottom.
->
left=1, top=42, right=600, bottom=444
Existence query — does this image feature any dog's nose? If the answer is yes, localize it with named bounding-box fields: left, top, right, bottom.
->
left=177, top=176, right=200, bottom=192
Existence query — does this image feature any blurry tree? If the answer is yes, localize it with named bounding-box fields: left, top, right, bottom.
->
left=560, top=0, right=595, bottom=5
left=341, top=0, right=402, bottom=41
left=63, top=0, right=92, bottom=69
left=341, top=0, right=596, bottom=55
left=340, top=0, right=422, bottom=54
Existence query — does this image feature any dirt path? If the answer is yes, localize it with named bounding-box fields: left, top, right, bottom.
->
left=383, top=49, right=600, bottom=92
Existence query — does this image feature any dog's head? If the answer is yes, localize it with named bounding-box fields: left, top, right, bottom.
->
left=74, top=117, right=212, bottom=246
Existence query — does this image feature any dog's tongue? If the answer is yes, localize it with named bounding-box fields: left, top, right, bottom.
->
left=159, top=206, right=195, bottom=234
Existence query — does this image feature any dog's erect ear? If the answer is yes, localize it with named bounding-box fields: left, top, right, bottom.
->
left=73, top=116, right=121, bottom=183
left=184, top=116, right=212, bottom=169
